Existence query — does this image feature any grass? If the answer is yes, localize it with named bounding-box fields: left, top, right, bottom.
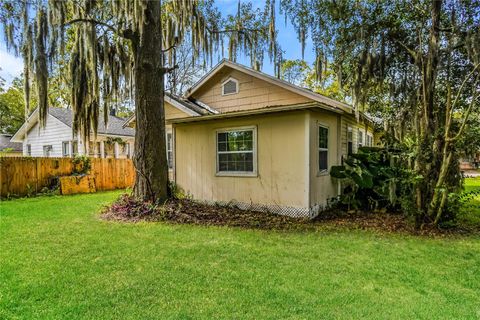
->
left=1, top=192, right=480, bottom=319
left=459, top=177, right=480, bottom=227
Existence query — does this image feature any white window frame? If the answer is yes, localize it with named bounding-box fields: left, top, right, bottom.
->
left=358, top=129, right=364, bottom=149
left=318, top=124, right=329, bottom=175
left=216, top=126, right=257, bottom=177
left=367, top=134, right=373, bottom=146
left=166, top=132, right=173, bottom=169
left=221, top=77, right=239, bottom=96
left=62, top=141, right=70, bottom=157
left=26, top=144, right=31, bottom=156
left=43, top=145, right=52, bottom=157
left=347, top=126, right=353, bottom=155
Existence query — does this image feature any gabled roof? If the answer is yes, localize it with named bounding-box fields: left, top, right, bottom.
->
left=11, top=107, right=135, bottom=142
left=0, top=134, right=22, bottom=152
left=184, top=59, right=353, bottom=114
left=122, top=92, right=216, bottom=127
left=48, top=108, right=135, bottom=136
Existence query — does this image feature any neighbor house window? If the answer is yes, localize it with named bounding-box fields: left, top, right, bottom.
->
left=62, top=141, right=70, bottom=157
left=367, top=134, right=373, bottom=147
left=347, top=127, right=353, bottom=155
left=358, top=129, right=364, bottom=149
left=26, top=144, right=31, bottom=156
left=166, top=133, right=173, bottom=169
left=222, top=77, right=239, bottom=95
left=43, top=145, right=52, bottom=157
left=216, top=127, right=256, bottom=174
left=318, top=125, right=329, bottom=172
left=72, top=141, right=78, bottom=156
left=96, top=142, right=101, bottom=157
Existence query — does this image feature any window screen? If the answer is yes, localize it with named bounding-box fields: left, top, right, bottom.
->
left=222, top=79, right=238, bottom=95
left=319, top=126, right=329, bottom=172
left=217, top=129, right=255, bottom=173
left=167, top=133, right=173, bottom=169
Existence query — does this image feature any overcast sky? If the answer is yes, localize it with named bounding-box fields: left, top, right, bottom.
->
left=0, top=0, right=315, bottom=86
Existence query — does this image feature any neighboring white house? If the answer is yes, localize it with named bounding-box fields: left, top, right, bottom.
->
left=11, top=107, right=135, bottom=158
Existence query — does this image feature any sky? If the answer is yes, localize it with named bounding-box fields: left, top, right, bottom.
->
left=0, top=0, right=315, bottom=86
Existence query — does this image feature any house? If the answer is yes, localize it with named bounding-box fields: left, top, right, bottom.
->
left=127, top=60, right=379, bottom=217
left=0, top=134, right=23, bottom=157
left=10, top=107, right=135, bottom=158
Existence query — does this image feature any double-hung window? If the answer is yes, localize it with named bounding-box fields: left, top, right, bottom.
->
left=318, top=125, right=329, bottom=172
left=366, top=134, right=373, bottom=147
left=347, top=127, right=353, bottom=155
left=43, top=145, right=52, bottom=157
left=358, top=129, right=364, bottom=149
left=166, top=133, right=173, bottom=169
left=62, top=141, right=70, bottom=157
left=216, top=127, right=256, bottom=175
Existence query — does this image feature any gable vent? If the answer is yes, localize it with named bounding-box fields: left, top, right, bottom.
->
left=222, top=78, right=238, bottom=95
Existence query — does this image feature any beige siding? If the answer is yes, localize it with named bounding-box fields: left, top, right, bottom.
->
left=339, top=115, right=375, bottom=158
left=308, top=110, right=341, bottom=208
left=174, top=111, right=309, bottom=209
left=192, top=67, right=311, bottom=113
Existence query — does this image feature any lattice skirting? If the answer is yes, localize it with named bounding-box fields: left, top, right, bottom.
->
left=194, top=199, right=327, bottom=219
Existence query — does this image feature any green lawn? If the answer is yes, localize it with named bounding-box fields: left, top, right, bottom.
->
left=1, top=192, right=480, bottom=319
left=460, top=177, right=480, bottom=226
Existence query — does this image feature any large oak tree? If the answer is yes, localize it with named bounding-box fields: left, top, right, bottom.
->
left=1, top=0, right=279, bottom=202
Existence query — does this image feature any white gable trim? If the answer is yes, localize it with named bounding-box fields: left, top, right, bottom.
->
left=185, top=59, right=352, bottom=113
left=11, top=109, right=73, bottom=143
left=165, top=95, right=200, bottom=117
left=122, top=95, right=201, bottom=128
left=10, top=109, right=39, bottom=142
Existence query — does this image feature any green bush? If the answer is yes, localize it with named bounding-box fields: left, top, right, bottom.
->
left=330, top=146, right=414, bottom=212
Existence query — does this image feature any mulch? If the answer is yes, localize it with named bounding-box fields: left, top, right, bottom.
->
left=101, top=194, right=479, bottom=237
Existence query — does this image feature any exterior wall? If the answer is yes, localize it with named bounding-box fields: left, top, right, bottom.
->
left=308, top=110, right=341, bottom=209
left=174, top=111, right=309, bottom=211
left=192, top=67, right=311, bottom=113
left=339, top=115, right=375, bottom=159
left=24, top=114, right=73, bottom=157
left=22, top=114, right=134, bottom=158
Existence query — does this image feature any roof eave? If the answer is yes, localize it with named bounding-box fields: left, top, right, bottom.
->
left=168, top=102, right=342, bottom=124
left=184, top=59, right=352, bottom=113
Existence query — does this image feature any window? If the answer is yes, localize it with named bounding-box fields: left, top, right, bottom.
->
left=318, top=126, right=329, bottom=172
left=43, top=145, right=52, bottom=157
left=122, top=142, right=130, bottom=158
left=216, top=127, right=256, bottom=175
left=358, top=129, right=364, bottom=149
left=367, top=134, right=373, bottom=147
left=26, top=144, right=31, bottom=156
left=96, top=142, right=101, bottom=157
left=222, top=78, right=239, bottom=95
left=347, top=127, right=353, bottom=155
left=166, top=133, right=173, bottom=169
left=72, top=141, right=78, bottom=156
left=62, top=141, right=70, bottom=157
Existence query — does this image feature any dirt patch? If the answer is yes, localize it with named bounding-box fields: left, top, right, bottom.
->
left=101, top=194, right=479, bottom=236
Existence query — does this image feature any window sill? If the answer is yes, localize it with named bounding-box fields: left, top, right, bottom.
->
left=316, top=170, right=329, bottom=177
left=216, top=171, right=258, bottom=178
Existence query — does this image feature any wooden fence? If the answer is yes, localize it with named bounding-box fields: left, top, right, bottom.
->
left=0, top=157, right=135, bottom=197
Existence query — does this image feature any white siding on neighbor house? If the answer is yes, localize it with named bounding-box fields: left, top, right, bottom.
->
left=24, top=114, right=73, bottom=157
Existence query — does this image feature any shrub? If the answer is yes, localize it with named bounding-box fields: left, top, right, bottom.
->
left=330, top=146, right=414, bottom=212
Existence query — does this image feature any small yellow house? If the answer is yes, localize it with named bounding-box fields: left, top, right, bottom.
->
left=128, top=60, right=379, bottom=217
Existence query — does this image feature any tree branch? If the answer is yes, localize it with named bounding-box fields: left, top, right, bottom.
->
left=64, top=18, right=135, bottom=40
left=206, top=26, right=264, bottom=35
left=161, top=65, right=179, bottom=74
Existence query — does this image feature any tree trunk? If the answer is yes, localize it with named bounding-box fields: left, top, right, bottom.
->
left=415, top=0, right=442, bottom=225
left=132, top=0, right=168, bottom=202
